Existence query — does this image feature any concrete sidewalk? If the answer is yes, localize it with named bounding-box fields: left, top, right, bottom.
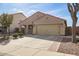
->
left=0, top=35, right=75, bottom=56
left=0, top=47, right=74, bottom=56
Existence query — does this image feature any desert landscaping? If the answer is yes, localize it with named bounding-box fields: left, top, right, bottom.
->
left=0, top=3, right=79, bottom=56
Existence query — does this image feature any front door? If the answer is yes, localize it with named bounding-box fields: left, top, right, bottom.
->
left=28, top=25, right=33, bottom=34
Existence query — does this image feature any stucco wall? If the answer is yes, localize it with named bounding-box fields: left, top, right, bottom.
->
left=59, top=24, right=66, bottom=35
left=10, top=13, right=26, bottom=32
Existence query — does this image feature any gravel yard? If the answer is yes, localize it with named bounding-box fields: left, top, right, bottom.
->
left=58, top=37, right=79, bottom=56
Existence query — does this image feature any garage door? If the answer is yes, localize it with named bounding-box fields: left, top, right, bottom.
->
left=36, top=25, right=60, bottom=35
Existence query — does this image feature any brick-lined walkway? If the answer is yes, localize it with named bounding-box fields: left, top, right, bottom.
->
left=0, top=35, right=74, bottom=56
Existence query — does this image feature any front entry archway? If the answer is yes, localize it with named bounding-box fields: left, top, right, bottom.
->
left=28, top=25, right=33, bottom=34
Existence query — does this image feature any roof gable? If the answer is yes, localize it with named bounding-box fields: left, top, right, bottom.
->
left=12, top=13, right=27, bottom=18
left=20, top=11, right=66, bottom=26
left=20, top=11, right=45, bottom=25
left=34, top=15, right=65, bottom=24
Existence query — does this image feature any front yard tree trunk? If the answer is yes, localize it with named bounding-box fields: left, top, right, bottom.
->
left=67, top=3, right=79, bottom=43
left=8, top=27, right=10, bottom=36
left=72, top=19, right=77, bottom=43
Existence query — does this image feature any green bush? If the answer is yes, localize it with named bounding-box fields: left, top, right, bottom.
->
left=21, top=27, right=25, bottom=35
left=14, top=28, right=20, bottom=33
left=13, top=33, right=18, bottom=39
left=18, top=33, right=23, bottom=38
left=5, top=36, right=9, bottom=40
left=1, top=35, right=9, bottom=40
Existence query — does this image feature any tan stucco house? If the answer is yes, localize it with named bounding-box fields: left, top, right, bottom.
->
left=19, top=11, right=67, bottom=35
left=10, top=13, right=27, bottom=32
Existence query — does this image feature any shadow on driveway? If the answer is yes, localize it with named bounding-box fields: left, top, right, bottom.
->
left=25, top=35, right=79, bottom=43
left=0, top=38, right=10, bottom=45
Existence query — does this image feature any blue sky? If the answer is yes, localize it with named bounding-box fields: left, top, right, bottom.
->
left=0, top=3, right=79, bottom=26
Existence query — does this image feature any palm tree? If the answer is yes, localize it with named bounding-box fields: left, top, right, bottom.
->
left=0, top=13, right=13, bottom=36
left=67, top=3, right=79, bottom=43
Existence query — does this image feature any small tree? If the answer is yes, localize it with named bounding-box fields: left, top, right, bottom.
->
left=0, top=14, right=7, bottom=34
left=0, top=13, right=13, bottom=36
left=67, top=3, right=79, bottom=43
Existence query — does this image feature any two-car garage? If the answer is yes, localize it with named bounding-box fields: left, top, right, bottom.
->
left=33, top=23, right=66, bottom=35
left=33, top=24, right=60, bottom=35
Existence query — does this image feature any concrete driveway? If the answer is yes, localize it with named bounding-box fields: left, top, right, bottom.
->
left=0, top=35, right=74, bottom=56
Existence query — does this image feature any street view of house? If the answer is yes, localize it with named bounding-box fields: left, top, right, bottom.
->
left=0, top=3, right=79, bottom=56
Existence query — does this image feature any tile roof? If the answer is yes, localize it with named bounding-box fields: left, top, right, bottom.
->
left=19, top=11, right=67, bottom=26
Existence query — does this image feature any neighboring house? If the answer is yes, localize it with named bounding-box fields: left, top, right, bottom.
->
left=0, top=13, right=27, bottom=33
left=19, top=11, right=67, bottom=35
left=10, top=13, right=27, bottom=32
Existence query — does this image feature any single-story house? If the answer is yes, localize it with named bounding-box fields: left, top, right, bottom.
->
left=66, top=26, right=79, bottom=36
left=19, top=11, right=67, bottom=35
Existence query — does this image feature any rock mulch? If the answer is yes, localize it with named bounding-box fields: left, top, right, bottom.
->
left=58, top=37, right=79, bottom=56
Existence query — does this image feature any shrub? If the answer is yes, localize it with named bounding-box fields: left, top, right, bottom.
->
left=21, top=27, right=25, bottom=35
left=13, top=33, right=18, bottom=39
left=14, top=28, right=20, bottom=33
left=18, top=33, right=23, bottom=38
left=5, top=36, right=9, bottom=40
left=1, top=35, right=9, bottom=40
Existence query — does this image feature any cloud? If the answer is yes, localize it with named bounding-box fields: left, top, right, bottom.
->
left=25, top=9, right=39, bottom=16
left=15, top=9, right=38, bottom=16
left=16, top=10, right=24, bottom=13
left=12, top=8, right=17, bottom=11
left=10, top=8, right=25, bottom=13
left=12, top=8, right=24, bottom=12
left=44, top=8, right=67, bottom=17
left=45, top=9, right=63, bottom=15
left=25, top=8, right=66, bottom=17
left=7, top=8, right=18, bottom=13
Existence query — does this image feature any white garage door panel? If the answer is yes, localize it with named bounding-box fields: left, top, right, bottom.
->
left=37, top=25, right=60, bottom=35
